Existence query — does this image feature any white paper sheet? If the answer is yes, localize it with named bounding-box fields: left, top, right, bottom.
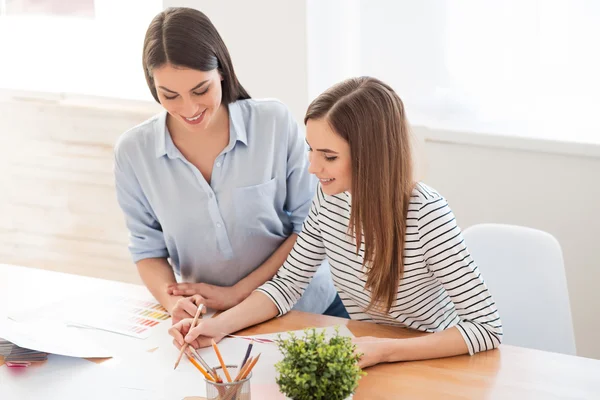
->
left=0, top=317, right=112, bottom=358
left=9, top=293, right=216, bottom=340
left=100, top=345, right=209, bottom=399
left=0, top=354, right=158, bottom=400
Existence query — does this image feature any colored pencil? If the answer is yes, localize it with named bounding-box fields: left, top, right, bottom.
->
left=187, top=354, right=214, bottom=381
left=238, top=340, right=254, bottom=370
left=233, top=356, right=253, bottom=382
left=222, top=357, right=256, bottom=400
left=240, top=353, right=261, bottom=380
left=211, top=339, right=232, bottom=382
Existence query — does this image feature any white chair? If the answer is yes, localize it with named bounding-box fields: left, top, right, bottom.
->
left=462, top=223, right=577, bottom=355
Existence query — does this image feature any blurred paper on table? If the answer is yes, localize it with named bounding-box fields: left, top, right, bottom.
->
left=0, top=317, right=112, bottom=358
left=9, top=293, right=179, bottom=340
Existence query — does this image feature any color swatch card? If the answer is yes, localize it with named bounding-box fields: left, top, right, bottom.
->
left=70, top=295, right=171, bottom=339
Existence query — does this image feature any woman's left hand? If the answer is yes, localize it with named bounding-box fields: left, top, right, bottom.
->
left=352, top=336, right=393, bottom=369
left=167, top=282, right=245, bottom=311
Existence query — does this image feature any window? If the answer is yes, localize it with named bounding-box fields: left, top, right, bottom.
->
left=0, top=0, right=162, bottom=100
left=3, top=0, right=96, bottom=17
left=308, top=0, right=600, bottom=143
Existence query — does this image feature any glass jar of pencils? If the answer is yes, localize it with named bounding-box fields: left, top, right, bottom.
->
left=205, top=365, right=252, bottom=400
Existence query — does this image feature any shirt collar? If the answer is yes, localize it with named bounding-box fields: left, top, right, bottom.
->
left=154, top=111, right=169, bottom=158
left=228, top=101, right=248, bottom=146
left=154, top=101, right=248, bottom=159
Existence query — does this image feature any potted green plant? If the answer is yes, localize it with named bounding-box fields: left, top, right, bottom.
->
left=274, top=327, right=365, bottom=400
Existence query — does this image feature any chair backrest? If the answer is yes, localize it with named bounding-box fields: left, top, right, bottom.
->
left=462, top=223, right=576, bottom=355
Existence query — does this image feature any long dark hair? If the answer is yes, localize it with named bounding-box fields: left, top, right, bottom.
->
left=305, top=77, right=414, bottom=313
left=142, top=7, right=250, bottom=104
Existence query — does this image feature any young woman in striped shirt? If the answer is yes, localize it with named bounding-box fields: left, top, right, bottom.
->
left=169, top=77, right=502, bottom=368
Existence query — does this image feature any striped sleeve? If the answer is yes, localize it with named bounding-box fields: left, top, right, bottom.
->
left=418, top=195, right=503, bottom=355
left=256, top=187, right=328, bottom=315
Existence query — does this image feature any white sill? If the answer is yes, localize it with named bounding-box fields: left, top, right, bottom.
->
left=416, top=125, right=600, bottom=159
left=408, top=109, right=600, bottom=159
left=2, top=88, right=600, bottom=159
left=0, top=88, right=161, bottom=115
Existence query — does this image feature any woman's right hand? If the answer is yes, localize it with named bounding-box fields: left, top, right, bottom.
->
left=169, top=317, right=225, bottom=350
left=170, top=294, right=206, bottom=325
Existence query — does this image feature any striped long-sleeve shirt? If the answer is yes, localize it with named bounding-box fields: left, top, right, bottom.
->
left=257, top=182, right=503, bottom=354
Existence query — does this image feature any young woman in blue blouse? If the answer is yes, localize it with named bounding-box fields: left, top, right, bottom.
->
left=114, top=7, right=344, bottom=324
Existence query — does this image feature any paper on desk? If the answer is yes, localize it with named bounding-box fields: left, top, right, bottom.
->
left=0, top=354, right=154, bottom=400
left=101, top=345, right=209, bottom=399
left=0, top=317, right=112, bottom=358
left=9, top=292, right=216, bottom=341
left=9, top=293, right=173, bottom=340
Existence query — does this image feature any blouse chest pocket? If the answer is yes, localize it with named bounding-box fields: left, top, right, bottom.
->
left=232, top=177, right=283, bottom=236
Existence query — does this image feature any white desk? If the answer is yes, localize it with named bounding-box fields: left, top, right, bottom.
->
left=3, top=264, right=600, bottom=400
left=0, top=264, right=216, bottom=399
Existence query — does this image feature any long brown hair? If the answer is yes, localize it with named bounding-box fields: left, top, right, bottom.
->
left=305, top=77, right=414, bottom=313
left=142, top=7, right=250, bottom=104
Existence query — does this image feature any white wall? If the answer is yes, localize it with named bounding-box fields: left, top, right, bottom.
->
left=163, top=0, right=309, bottom=123
left=306, top=0, right=361, bottom=100
left=414, top=128, right=600, bottom=359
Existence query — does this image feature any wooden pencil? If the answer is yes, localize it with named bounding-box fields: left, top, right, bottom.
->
left=233, top=356, right=253, bottom=382
left=211, top=339, right=232, bottom=382
left=240, top=353, right=261, bottom=380
left=174, top=304, right=204, bottom=370
left=222, top=357, right=255, bottom=400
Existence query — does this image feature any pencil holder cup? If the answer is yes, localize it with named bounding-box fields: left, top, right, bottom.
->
left=205, top=365, right=252, bottom=400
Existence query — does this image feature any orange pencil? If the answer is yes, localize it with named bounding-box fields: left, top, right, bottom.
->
left=211, top=339, right=232, bottom=382
left=174, top=304, right=204, bottom=369
left=222, top=355, right=260, bottom=400
left=187, top=354, right=214, bottom=382
left=233, top=356, right=253, bottom=382
left=221, top=357, right=255, bottom=400
left=240, top=353, right=261, bottom=380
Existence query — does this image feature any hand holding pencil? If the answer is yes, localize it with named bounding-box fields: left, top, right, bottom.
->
left=169, top=311, right=226, bottom=350
left=174, top=303, right=204, bottom=369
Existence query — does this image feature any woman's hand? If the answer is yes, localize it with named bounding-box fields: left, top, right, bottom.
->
left=167, top=282, right=246, bottom=311
left=352, top=336, right=393, bottom=369
left=169, top=317, right=226, bottom=350
left=170, top=295, right=205, bottom=325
